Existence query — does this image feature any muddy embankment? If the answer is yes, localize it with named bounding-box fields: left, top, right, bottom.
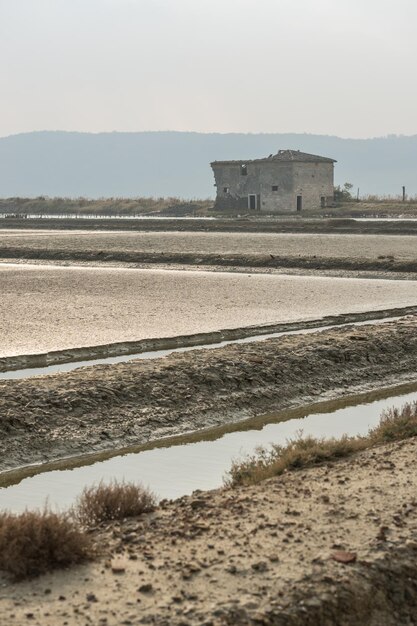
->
left=1, top=317, right=417, bottom=473
left=2, top=216, right=417, bottom=234
left=2, top=246, right=417, bottom=275
left=1, top=307, right=416, bottom=373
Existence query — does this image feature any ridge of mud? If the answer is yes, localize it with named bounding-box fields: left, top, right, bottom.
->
left=1, top=318, right=417, bottom=472
left=2, top=216, right=417, bottom=234
left=2, top=246, right=417, bottom=274
left=1, top=306, right=415, bottom=373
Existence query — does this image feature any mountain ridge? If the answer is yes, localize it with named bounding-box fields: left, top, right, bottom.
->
left=1, top=130, right=416, bottom=198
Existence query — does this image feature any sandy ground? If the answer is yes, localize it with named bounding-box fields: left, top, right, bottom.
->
left=2, top=264, right=417, bottom=358
left=1, top=317, right=417, bottom=473
left=1, top=436, right=416, bottom=625
left=2, top=229, right=417, bottom=260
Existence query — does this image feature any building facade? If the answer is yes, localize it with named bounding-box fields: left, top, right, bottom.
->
left=211, top=150, right=336, bottom=213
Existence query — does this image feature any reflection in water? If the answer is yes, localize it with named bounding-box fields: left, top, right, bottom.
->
left=0, top=386, right=416, bottom=513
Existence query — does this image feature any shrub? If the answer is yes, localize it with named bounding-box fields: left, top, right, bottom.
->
left=369, top=401, right=417, bottom=442
left=73, top=480, right=156, bottom=527
left=0, top=510, right=92, bottom=580
left=334, top=182, right=354, bottom=202
left=225, top=401, right=417, bottom=488
left=225, top=434, right=363, bottom=487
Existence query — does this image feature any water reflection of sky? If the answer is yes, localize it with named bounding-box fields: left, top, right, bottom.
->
left=1, top=390, right=416, bottom=513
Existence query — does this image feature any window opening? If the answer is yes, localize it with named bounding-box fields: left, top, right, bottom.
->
left=240, top=164, right=247, bottom=176
left=272, top=185, right=278, bottom=192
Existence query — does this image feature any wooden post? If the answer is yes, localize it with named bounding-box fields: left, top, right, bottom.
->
left=403, top=186, right=406, bottom=202
left=356, top=188, right=360, bottom=202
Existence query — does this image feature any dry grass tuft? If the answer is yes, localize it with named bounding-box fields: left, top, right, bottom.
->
left=369, top=401, right=417, bottom=442
left=226, top=401, right=417, bottom=487
left=0, top=510, right=92, bottom=580
left=225, top=434, right=363, bottom=488
left=73, top=480, right=156, bottom=527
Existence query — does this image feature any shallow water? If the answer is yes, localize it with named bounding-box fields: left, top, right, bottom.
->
left=1, top=384, right=416, bottom=513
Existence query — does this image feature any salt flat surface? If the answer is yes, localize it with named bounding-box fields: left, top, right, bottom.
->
left=2, top=229, right=417, bottom=260
left=1, top=263, right=417, bottom=357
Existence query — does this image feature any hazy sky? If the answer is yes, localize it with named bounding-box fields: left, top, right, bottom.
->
left=1, top=0, right=417, bottom=139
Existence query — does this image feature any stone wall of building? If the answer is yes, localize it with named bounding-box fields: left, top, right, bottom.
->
left=212, top=160, right=334, bottom=213
left=291, top=162, right=334, bottom=211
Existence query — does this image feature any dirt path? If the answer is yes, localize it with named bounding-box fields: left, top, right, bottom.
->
left=1, top=317, right=417, bottom=473
left=1, top=436, right=416, bottom=625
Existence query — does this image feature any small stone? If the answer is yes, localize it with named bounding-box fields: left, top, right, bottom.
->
left=331, top=551, right=357, bottom=564
left=138, top=583, right=153, bottom=593
left=190, top=499, right=206, bottom=510
left=111, top=557, right=127, bottom=574
left=86, top=593, right=98, bottom=603
left=240, top=596, right=260, bottom=610
left=251, top=561, right=268, bottom=572
left=269, top=554, right=280, bottom=563
left=377, top=526, right=389, bottom=541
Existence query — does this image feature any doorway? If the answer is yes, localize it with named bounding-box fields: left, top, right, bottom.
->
left=296, top=195, right=302, bottom=212
left=248, top=194, right=257, bottom=211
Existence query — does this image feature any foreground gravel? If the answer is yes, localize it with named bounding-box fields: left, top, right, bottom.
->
left=1, top=436, right=416, bottom=625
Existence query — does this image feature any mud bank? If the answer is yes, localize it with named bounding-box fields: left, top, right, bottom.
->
left=1, top=306, right=415, bottom=373
left=2, top=246, right=417, bottom=275
left=1, top=317, right=417, bottom=473
left=2, top=216, right=417, bottom=234
left=1, top=437, right=416, bottom=625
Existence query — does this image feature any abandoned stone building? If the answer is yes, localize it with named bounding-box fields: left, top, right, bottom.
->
left=211, top=150, right=336, bottom=213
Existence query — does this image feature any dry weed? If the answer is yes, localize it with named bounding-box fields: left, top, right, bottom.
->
left=73, top=480, right=156, bottom=527
left=0, top=510, right=92, bottom=580
left=226, top=401, right=417, bottom=487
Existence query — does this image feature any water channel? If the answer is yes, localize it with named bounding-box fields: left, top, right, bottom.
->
left=1, top=382, right=416, bottom=514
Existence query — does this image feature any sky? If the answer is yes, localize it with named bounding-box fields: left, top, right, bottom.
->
left=1, top=0, right=417, bottom=139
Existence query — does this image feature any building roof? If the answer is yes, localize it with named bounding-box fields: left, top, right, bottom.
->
left=211, top=150, right=337, bottom=166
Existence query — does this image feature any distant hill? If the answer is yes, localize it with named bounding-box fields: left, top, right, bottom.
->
left=0, top=131, right=416, bottom=198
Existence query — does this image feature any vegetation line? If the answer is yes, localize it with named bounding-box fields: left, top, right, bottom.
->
left=225, top=401, right=417, bottom=487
